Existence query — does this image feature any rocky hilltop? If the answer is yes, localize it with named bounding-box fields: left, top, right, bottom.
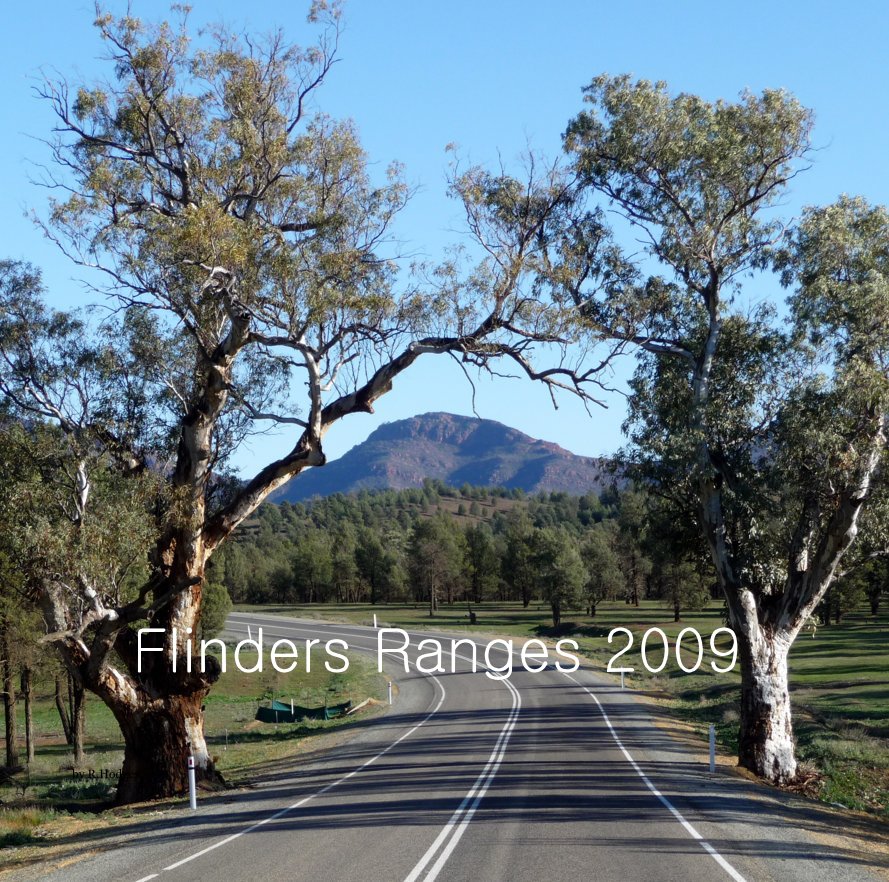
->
left=271, top=412, right=612, bottom=502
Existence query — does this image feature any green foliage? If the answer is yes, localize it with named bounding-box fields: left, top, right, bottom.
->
left=223, top=484, right=623, bottom=607
left=291, top=530, right=334, bottom=603
left=615, top=490, right=652, bottom=606
left=464, top=523, right=500, bottom=603
left=408, top=514, right=466, bottom=612
left=581, top=521, right=624, bottom=614
left=501, top=509, right=537, bottom=607
left=0, top=418, right=158, bottom=599
left=564, top=75, right=813, bottom=293
left=529, top=528, right=587, bottom=627
left=199, top=577, right=233, bottom=641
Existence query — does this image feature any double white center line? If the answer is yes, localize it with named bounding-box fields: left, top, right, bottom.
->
left=402, top=663, right=522, bottom=882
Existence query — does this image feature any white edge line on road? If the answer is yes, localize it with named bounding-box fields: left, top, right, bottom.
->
left=562, top=671, right=746, bottom=882
left=160, top=623, right=447, bottom=873
left=133, top=875, right=158, bottom=882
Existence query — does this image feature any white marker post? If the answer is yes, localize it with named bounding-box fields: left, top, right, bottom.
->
left=388, top=681, right=393, bottom=705
left=709, top=724, right=716, bottom=773
left=187, top=755, right=197, bottom=810
left=247, top=624, right=253, bottom=641
left=620, top=670, right=625, bottom=690
left=373, top=613, right=378, bottom=629
left=291, top=698, right=294, bottom=714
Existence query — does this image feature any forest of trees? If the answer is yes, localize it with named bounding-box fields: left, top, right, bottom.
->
left=216, top=481, right=889, bottom=629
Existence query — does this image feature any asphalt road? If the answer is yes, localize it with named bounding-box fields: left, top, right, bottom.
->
left=33, top=612, right=888, bottom=882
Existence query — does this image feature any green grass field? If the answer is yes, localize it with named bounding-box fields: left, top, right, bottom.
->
left=236, top=600, right=889, bottom=817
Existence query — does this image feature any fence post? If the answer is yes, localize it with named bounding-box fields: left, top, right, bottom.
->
left=187, top=755, right=197, bottom=810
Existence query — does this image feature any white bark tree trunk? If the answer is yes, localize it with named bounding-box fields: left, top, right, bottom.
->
left=737, top=628, right=796, bottom=784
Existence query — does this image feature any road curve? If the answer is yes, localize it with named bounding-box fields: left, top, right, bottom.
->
left=31, top=612, right=887, bottom=882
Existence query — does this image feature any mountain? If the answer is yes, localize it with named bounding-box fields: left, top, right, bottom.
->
left=271, top=412, right=613, bottom=502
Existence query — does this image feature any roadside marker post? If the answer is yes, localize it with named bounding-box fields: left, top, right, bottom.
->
left=620, top=671, right=625, bottom=690
left=187, top=755, right=197, bottom=810
left=247, top=624, right=252, bottom=641
left=709, top=724, right=716, bottom=773
left=388, top=681, right=393, bottom=705
left=373, top=613, right=378, bottom=629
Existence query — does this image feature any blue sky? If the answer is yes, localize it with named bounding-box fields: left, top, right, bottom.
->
left=3, top=2, right=888, bottom=474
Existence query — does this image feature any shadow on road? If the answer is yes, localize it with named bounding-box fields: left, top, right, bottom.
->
left=7, top=672, right=888, bottom=878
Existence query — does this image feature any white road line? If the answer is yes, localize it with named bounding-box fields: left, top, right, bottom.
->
left=403, top=673, right=521, bottom=882
left=562, top=671, right=746, bottom=882
left=133, top=875, right=158, bottom=882
left=157, top=624, right=447, bottom=873
left=229, top=617, right=525, bottom=882
left=228, top=613, right=372, bottom=631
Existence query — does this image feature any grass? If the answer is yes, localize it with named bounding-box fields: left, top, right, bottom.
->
left=0, top=807, right=60, bottom=849
left=236, top=599, right=889, bottom=817
left=201, top=648, right=386, bottom=785
left=0, top=643, right=387, bottom=861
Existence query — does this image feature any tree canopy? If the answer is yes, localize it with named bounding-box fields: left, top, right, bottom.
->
left=0, top=5, right=610, bottom=802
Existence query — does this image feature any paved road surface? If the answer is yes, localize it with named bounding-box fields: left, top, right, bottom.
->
left=32, top=612, right=888, bottom=882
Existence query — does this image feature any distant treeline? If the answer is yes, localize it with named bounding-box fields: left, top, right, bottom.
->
left=214, top=480, right=686, bottom=625
left=215, top=479, right=886, bottom=628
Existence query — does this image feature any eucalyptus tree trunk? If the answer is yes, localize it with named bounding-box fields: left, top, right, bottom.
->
left=112, top=559, right=221, bottom=803
left=97, top=350, right=233, bottom=803
left=55, top=675, right=73, bottom=744
left=42, top=525, right=223, bottom=801
left=21, top=667, right=34, bottom=764
left=110, top=688, right=210, bottom=804
left=70, top=677, right=85, bottom=767
left=429, top=578, right=437, bottom=617
left=736, top=627, right=796, bottom=783
left=70, top=580, right=221, bottom=803
left=1, top=626, right=18, bottom=769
